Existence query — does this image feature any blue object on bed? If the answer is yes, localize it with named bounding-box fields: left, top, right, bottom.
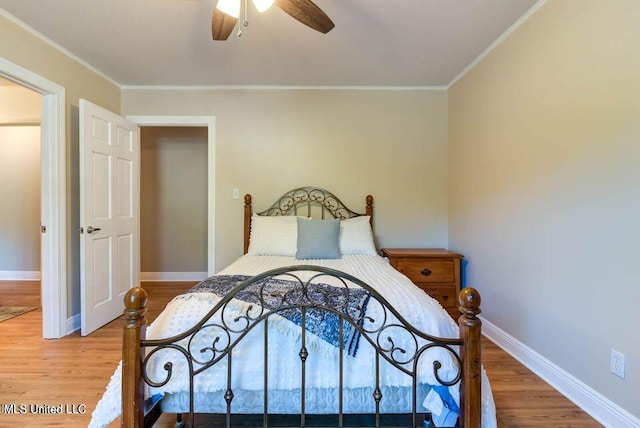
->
left=187, top=275, right=371, bottom=356
left=430, top=385, right=460, bottom=427
left=295, top=217, right=341, bottom=259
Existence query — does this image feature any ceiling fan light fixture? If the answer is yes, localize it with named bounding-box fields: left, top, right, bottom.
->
left=216, top=0, right=240, bottom=18
left=252, top=0, right=274, bottom=13
left=212, top=0, right=334, bottom=41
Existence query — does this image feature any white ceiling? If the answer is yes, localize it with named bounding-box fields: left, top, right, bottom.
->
left=0, top=0, right=539, bottom=87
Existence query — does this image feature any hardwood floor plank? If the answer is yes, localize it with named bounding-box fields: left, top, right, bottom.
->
left=482, top=339, right=602, bottom=427
left=0, top=280, right=41, bottom=307
left=0, top=281, right=602, bottom=427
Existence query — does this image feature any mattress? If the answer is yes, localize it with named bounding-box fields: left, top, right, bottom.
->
left=90, top=254, right=497, bottom=427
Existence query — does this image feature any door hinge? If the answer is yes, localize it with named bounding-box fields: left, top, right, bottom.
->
left=41, top=225, right=46, bottom=233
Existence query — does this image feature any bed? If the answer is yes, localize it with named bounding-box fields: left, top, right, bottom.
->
left=90, top=187, right=495, bottom=428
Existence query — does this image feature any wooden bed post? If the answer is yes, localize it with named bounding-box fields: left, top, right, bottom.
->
left=122, top=287, right=148, bottom=428
left=458, top=287, right=482, bottom=428
left=244, top=194, right=252, bottom=254
left=365, top=195, right=373, bottom=229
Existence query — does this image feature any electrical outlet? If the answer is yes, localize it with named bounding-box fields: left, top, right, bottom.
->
left=610, top=349, right=625, bottom=379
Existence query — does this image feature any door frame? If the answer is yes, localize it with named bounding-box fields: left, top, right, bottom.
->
left=127, top=116, right=216, bottom=275
left=0, top=57, right=67, bottom=339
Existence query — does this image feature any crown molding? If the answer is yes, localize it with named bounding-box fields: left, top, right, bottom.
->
left=121, top=84, right=447, bottom=91
left=447, top=0, right=548, bottom=89
left=0, top=8, right=121, bottom=88
left=2, top=2, right=545, bottom=92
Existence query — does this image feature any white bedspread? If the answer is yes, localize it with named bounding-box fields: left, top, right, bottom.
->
left=90, top=254, right=496, bottom=427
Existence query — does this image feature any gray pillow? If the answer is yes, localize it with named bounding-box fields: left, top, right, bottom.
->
left=295, top=218, right=341, bottom=259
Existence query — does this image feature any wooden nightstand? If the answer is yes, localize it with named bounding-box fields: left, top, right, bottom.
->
left=381, top=248, right=463, bottom=319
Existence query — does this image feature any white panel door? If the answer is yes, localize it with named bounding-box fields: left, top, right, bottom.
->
left=80, top=99, right=139, bottom=336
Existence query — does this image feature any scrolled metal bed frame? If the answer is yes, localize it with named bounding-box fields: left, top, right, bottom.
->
left=243, top=186, right=374, bottom=254
left=121, top=187, right=482, bottom=428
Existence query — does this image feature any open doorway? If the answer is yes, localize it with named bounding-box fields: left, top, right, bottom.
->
left=140, top=126, right=209, bottom=281
left=128, top=116, right=216, bottom=276
left=77, top=111, right=215, bottom=334
left=0, top=77, right=41, bottom=320
left=0, top=57, right=67, bottom=339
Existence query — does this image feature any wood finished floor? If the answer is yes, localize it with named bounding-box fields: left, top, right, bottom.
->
left=0, top=281, right=601, bottom=427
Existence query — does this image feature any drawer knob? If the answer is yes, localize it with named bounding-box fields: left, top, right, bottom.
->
left=442, top=295, right=449, bottom=301
left=421, top=268, right=432, bottom=276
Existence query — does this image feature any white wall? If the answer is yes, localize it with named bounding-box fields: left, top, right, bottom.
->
left=449, top=0, right=640, bottom=420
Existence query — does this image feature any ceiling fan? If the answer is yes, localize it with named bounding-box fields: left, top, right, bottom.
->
left=212, top=0, right=335, bottom=40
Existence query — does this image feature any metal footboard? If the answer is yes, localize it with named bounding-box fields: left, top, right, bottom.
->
left=122, top=265, right=482, bottom=428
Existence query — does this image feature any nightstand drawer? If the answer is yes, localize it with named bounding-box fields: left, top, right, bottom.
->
left=395, top=259, right=456, bottom=284
left=381, top=248, right=463, bottom=320
left=421, top=285, right=457, bottom=308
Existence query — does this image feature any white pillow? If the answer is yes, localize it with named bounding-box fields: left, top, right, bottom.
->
left=339, top=216, right=377, bottom=255
left=247, top=214, right=299, bottom=256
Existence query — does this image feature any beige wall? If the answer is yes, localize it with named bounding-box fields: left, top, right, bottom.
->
left=140, top=126, right=208, bottom=273
left=449, top=0, right=640, bottom=418
left=0, top=126, right=40, bottom=271
left=0, top=82, right=40, bottom=124
left=0, top=14, right=121, bottom=315
left=0, top=83, right=41, bottom=272
left=2, top=1, right=637, bottom=419
left=123, top=89, right=449, bottom=270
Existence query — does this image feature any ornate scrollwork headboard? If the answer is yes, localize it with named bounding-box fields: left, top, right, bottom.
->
left=243, top=186, right=374, bottom=254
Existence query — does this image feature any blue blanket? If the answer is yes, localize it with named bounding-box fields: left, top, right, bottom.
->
left=187, top=275, right=370, bottom=357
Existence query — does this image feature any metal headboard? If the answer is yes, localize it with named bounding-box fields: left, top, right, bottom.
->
left=244, top=186, right=374, bottom=254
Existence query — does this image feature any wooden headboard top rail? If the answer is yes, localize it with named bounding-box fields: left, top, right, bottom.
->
left=244, top=186, right=373, bottom=254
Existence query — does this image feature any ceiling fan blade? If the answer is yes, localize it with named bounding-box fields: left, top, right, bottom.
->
left=212, top=7, right=238, bottom=40
left=275, top=0, right=335, bottom=34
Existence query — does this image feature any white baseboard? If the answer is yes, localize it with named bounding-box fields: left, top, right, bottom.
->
left=140, top=272, right=208, bottom=282
left=481, top=316, right=640, bottom=428
left=0, top=270, right=41, bottom=281
left=65, top=313, right=80, bottom=335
